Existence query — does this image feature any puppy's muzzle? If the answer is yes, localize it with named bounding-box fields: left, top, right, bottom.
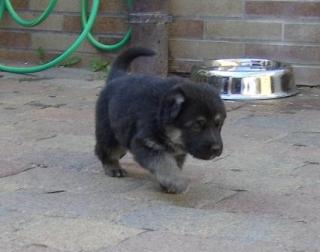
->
left=193, top=143, right=223, bottom=160
left=210, top=144, right=223, bottom=157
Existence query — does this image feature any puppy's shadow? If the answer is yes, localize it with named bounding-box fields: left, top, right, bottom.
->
left=122, top=161, right=152, bottom=179
left=122, top=161, right=238, bottom=209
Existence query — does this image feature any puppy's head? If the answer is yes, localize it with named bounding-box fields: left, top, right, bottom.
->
left=160, top=79, right=226, bottom=160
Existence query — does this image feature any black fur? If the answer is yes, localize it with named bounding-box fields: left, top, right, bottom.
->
left=95, top=47, right=226, bottom=193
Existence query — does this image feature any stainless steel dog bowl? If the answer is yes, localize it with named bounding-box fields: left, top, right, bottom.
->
left=191, top=59, right=297, bottom=100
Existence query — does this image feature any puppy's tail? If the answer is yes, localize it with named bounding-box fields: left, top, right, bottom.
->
left=107, top=47, right=156, bottom=81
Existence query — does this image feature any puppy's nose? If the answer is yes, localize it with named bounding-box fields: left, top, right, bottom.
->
left=210, top=144, right=222, bottom=156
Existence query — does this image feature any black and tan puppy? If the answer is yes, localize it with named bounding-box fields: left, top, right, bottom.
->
left=95, top=47, right=226, bottom=193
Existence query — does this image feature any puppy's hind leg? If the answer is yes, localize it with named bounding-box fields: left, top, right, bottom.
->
left=95, top=134, right=127, bottom=177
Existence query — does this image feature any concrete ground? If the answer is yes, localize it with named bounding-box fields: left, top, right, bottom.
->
left=0, top=68, right=320, bottom=252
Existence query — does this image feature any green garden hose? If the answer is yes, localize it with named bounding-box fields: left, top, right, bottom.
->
left=4, top=0, right=58, bottom=27
left=81, top=0, right=132, bottom=52
left=0, top=0, right=132, bottom=73
left=0, top=0, right=5, bottom=20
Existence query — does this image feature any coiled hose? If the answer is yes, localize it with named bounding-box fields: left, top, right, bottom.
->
left=3, top=0, right=58, bottom=27
left=0, top=0, right=132, bottom=73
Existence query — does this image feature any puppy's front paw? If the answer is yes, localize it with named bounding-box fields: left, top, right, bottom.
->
left=159, top=176, right=190, bottom=194
left=104, top=166, right=128, bottom=177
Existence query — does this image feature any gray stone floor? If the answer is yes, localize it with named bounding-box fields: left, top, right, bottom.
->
left=0, top=68, right=320, bottom=252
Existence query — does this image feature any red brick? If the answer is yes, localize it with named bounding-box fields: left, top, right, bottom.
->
left=130, top=0, right=169, bottom=12
left=169, top=59, right=201, bottom=73
left=99, top=0, right=126, bottom=13
left=98, top=35, right=131, bottom=46
left=63, top=15, right=82, bottom=32
left=169, top=19, right=204, bottom=39
left=63, top=15, right=127, bottom=34
left=93, top=16, right=127, bottom=34
left=246, top=1, right=320, bottom=18
left=0, top=48, right=113, bottom=69
left=0, top=31, right=30, bottom=48
left=10, top=0, right=29, bottom=9
left=170, top=39, right=245, bottom=60
left=245, top=44, right=320, bottom=65
left=0, top=48, right=58, bottom=64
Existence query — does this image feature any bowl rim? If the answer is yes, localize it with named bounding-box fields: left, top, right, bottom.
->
left=202, top=58, right=292, bottom=72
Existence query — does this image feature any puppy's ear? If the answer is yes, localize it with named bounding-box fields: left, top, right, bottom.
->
left=161, top=87, right=185, bottom=123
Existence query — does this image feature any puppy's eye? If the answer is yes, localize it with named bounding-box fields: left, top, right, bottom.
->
left=214, top=120, right=224, bottom=131
left=214, top=114, right=223, bottom=128
left=191, top=119, right=206, bottom=131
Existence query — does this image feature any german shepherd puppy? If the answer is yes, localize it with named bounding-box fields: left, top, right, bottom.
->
left=95, top=47, right=226, bottom=193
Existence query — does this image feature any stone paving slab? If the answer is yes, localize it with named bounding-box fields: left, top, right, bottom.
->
left=102, top=231, right=289, bottom=252
left=0, top=69, right=320, bottom=251
left=16, top=217, right=143, bottom=252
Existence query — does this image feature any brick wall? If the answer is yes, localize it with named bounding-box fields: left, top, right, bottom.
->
left=1, top=0, right=320, bottom=86
left=169, top=0, right=320, bottom=86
